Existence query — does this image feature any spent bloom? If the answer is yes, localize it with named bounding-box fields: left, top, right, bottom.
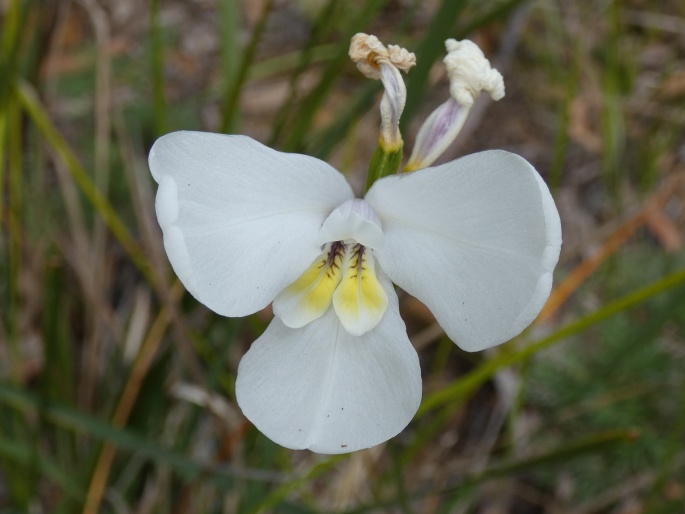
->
left=349, top=33, right=415, bottom=150
left=149, top=35, right=561, bottom=454
left=406, top=38, right=505, bottom=172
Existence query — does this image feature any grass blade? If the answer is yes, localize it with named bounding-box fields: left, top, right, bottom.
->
left=419, top=265, right=685, bottom=415
left=0, top=383, right=237, bottom=490
left=15, top=80, right=155, bottom=285
left=219, top=0, right=275, bottom=133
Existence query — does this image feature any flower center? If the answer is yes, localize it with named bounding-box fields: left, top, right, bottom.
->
left=273, top=240, right=387, bottom=336
left=273, top=199, right=388, bottom=336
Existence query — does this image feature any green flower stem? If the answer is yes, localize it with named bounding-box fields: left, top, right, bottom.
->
left=365, top=143, right=403, bottom=192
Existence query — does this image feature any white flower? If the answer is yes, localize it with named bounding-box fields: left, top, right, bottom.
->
left=149, top=131, right=561, bottom=454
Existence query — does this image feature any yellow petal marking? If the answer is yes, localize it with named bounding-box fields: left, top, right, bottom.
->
left=333, top=244, right=388, bottom=336
left=274, top=242, right=345, bottom=327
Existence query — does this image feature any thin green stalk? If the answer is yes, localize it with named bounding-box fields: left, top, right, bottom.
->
left=7, top=93, right=22, bottom=384
left=219, top=0, right=241, bottom=87
left=644, top=346, right=685, bottom=509
left=0, top=0, right=21, bottom=99
left=217, top=0, right=241, bottom=136
left=0, top=0, right=22, bottom=219
left=343, top=429, right=636, bottom=514
left=476, top=429, right=638, bottom=482
left=549, top=42, right=579, bottom=189
left=307, top=81, right=380, bottom=159
left=268, top=0, right=341, bottom=146
left=365, top=144, right=403, bottom=191
left=0, top=0, right=21, bottom=52
left=0, top=383, right=238, bottom=490
left=15, top=81, right=155, bottom=286
left=400, top=0, right=468, bottom=130
left=248, top=43, right=338, bottom=83
left=0, top=111, right=6, bottom=223
left=542, top=0, right=571, bottom=189
left=248, top=454, right=347, bottom=514
left=453, top=0, right=527, bottom=38
left=434, top=431, right=636, bottom=512
left=418, top=266, right=685, bottom=415
left=81, top=0, right=114, bottom=414
left=219, top=0, right=275, bottom=134
left=0, top=438, right=85, bottom=501
left=600, top=0, right=626, bottom=194
left=85, top=0, right=113, bottom=225
left=0, top=416, right=31, bottom=508
left=389, top=441, right=415, bottom=514
left=150, top=0, right=167, bottom=135
left=2, top=95, right=33, bottom=508
left=302, top=0, right=424, bottom=159
left=281, top=0, right=389, bottom=152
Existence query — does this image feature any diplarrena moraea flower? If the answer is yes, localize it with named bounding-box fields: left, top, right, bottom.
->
left=149, top=131, right=562, bottom=454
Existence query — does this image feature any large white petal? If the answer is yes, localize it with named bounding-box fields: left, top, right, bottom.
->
left=149, top=131, right=354, bottom=316
left=365, top=150, right=561, bottom=352
left=235, top=272, right=421, bottom=454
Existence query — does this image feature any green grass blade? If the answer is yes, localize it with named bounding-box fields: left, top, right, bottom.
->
left=341, top=429, right=636, bottom=513
left=400, top=0, right=468, bottom=130
left=280, top=0, right=389, bottom=152
left=0, top=383, right=238, bottom=490
left=268, top=0, right=342, bottom=146
left=475, top=429, right=637, bottom=481
left=0, top=438, right=85, bottom=501
left=248, top=455, right=347, bottom=514
left=15, top=80, right=155, bottom=285
left=150, top=0, right=167, bottom=135
left=306, top=81, right=380, bottom=159
left=219, top=0, right=275, bottom=133
left=455, top=0, right=527, bottom=38
left=219, top=0, right=241, bottom=91
left=419, top=266, right=685, bottom=415
left=248, top=44, right=339, bottom=83
left=5, top=91, right=21, bottom=379
left=0, top=0, right=22, bottom=104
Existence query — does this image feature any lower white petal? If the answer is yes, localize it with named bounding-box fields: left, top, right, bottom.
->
left=235, top=272, right=421, bottom=454
left=365, top=150, right=561, bottom=352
